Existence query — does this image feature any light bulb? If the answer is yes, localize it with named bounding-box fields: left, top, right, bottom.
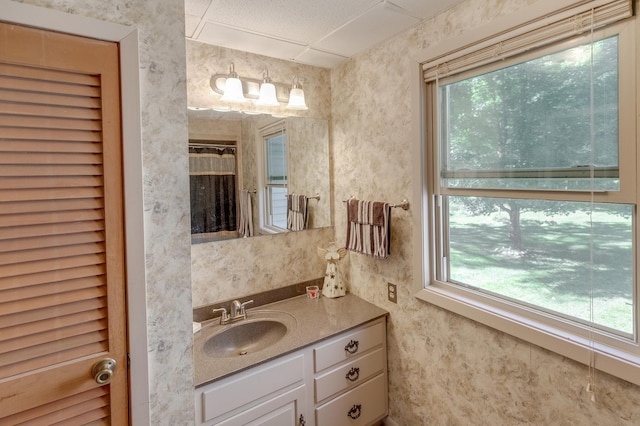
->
left=286, top=76, right=308, bottom=110
left=220, top=63, right=247, bottom=103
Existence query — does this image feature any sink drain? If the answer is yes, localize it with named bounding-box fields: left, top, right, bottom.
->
left=239, top=350, right=248, bottom=355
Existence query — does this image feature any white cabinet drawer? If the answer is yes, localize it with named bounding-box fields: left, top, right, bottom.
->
left=200, top=353, right=305, bottom=423
left=315, top=348, right=384, bottom=403
left=314, top=321, right=385, bottom=372
left=315, top=373, right=387, bottom=426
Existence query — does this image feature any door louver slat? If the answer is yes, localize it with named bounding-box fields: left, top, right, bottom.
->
left=0, top=151, right=103, bottom=164
left=0, top=231, right=104, bottom=252
left=0, top=285, right=107, bottom=316
left=0, top=88, right=102, bottom=109
left=0, top=139, right=103, bottom=154
left=0, top=115, right=102, bottom=131
left=0, top=175, right=104, bottom=190
left=0, top=297, right=107, bottom=329
left=0, top=127, right=102, bottom=141
left=0, top=386, right=108, bottom=425
left=0, top=242, right=105, bottom=266
left=0, top=62, right=100, bottom=85
left=0, top=74, right=100, bottom=97
left=0, top=317, right=108, bottom=353
left=0, top=165, right=103, bottom=178
left=0, top=253, right=106, bottom=278
left=0, top=264, right=106, bottom=292
left=0, top=340, right=108, bottom=379
left=0, top=308, right=107, bottom=341
left=0, top=210, right=104, bottom=229
left=0, top=101, right=102, bottom=120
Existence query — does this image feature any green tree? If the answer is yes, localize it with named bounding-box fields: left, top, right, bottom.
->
left=442, top=37, right=619, bottom=250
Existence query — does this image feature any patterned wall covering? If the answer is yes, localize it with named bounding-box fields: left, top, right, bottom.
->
left=331, top=0, right=640, bottom=424
left=287, top=117, right=331, bottom=229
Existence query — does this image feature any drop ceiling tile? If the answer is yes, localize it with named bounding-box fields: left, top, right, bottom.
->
left=185, top=14, right=202, bottom=38
left=204, top=0, right=379, bottom=45
left=313, top=2, right=420, bottom=57
left=389, top=0, right=465, bottom=19
left=197, top=21, right=308, bottom=61
left=185, top=0, right=213, bottom=17
left=294, top=48, right=348, bottom=69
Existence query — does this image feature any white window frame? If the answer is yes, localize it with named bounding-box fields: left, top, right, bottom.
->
left=257, top=120, right=288, bottom=234
left=410, top=0, right=640, bottom=386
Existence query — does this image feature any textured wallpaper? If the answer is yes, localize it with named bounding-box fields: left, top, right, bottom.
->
left=331, top=0, right=640, bottom=425
left=287, top=116, right=331, bottom=229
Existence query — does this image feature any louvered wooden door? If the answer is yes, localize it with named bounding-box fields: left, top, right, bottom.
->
left=0, top=23, right=128, bottom=424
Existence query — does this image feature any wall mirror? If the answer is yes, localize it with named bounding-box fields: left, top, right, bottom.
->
left=188, top=109, right=331, bottom=243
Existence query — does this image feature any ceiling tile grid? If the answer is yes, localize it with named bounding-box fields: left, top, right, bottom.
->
left=185, top=0, right=467, bottom=68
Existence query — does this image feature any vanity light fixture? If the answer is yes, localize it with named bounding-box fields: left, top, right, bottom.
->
left=256, top=69, right=279, bottom=107
left=210, top=65, right=310, bottom=113
left=220, top=63, right=247, bottom=103
left=286, top=76, right=308, bottom=110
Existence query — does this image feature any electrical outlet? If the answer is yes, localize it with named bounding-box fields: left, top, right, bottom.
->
left=387, top=282, right=397, bottom=303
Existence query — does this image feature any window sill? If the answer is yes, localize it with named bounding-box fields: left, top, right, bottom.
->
left=414, top=284, right=640, bottom=387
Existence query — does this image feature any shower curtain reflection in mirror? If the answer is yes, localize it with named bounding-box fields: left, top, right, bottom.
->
left=189, top=141, right=237, bottom=240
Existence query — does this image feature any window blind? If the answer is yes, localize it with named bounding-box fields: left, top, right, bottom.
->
left=422, top=0, right=632, bottom=82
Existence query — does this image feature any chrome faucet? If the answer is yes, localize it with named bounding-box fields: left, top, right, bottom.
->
left=231, top=299, right=254, bottom=320
left=213, top=299, right=254, bottom=324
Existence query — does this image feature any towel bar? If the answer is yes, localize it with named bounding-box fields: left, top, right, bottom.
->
left=342, top=198, right=410, bottom=210
left=290, top=193, right=320, bottom=201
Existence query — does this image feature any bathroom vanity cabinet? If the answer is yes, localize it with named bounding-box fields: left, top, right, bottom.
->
left=194, top=317, right=387, bottom=426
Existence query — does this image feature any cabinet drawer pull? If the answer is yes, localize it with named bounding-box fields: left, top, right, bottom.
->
left=347, top=404, right=362, bottom=420
left=344, top=339, right=359, bottom=354
left=345, top=367, right=360, bottom=382
left=299, top=414, right=306, bottom=425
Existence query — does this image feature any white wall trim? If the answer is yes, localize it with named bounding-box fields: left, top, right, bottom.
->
left=0, top=1, right=150, bottom=424
left=409, top=57, right=429, bottom=298
left=1, top=0, right=132, bottom=40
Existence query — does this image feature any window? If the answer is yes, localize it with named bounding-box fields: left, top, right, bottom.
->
left=261, top=123, right=288, bottom=231
left=417, top=0, right=639, bottom=385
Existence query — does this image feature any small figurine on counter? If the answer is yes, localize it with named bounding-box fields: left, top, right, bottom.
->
left=317, top=242, right=348, bottom=298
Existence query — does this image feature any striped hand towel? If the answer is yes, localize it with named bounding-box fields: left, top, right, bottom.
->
left=287, top=194, right=308, bottom=231
left=345, top=199, right=391, bottom=259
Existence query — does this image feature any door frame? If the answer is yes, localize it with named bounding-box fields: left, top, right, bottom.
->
left=0, top=1, right=149, bottom=424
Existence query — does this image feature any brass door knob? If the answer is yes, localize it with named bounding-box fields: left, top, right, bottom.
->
left=92, top=358, right=117, bottom=385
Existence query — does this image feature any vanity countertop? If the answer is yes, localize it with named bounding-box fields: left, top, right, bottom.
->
left=193, top=293, right=388, bottom=387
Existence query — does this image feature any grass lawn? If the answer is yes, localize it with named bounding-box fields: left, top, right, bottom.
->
left=448, top=206, right=634, bottom=335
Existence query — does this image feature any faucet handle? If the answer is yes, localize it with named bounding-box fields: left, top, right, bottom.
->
left=212, top=307, right=228, bottom=324
left=239, top=299, right=254, bottom=316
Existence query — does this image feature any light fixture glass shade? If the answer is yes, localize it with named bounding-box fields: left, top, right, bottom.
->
left=257, top=82, right=279, bottom=106
left=286, top=87, right=308, bottom=110
left=221, top=77, right=246, bottom=103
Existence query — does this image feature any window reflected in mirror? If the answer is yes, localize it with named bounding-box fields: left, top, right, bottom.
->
left=260, top=122, right=288, bottom=232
